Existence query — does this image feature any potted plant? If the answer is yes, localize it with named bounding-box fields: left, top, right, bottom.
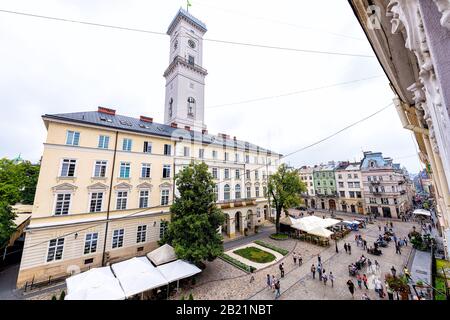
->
left=385, top=274, right=410, bottom=300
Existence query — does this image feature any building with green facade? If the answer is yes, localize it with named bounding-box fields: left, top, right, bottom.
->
left=313, top=162, right=338, bottom=210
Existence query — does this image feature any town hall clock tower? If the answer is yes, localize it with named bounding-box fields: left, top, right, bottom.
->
left=163, top=8, right=208, bottom=131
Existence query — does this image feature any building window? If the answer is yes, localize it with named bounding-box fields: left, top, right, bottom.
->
left=340, top=191, right=345, bottom=197
left=93, top=160, right=107, bottom=178
left=187, top=97, right=195, bottom=117
left=183, top=146, right=190, bottom=157
left=356, top=191, right=362, bottom=198
left=235, top=153, right=240, bottom=163
left=263, top=171, right=267, bottom=180
left=168, top=98, right=173, bottom=117
left=47, top=238, right=64, bottom=262
left=143, top=141, right=152, bottom=153
left=235, top=169, right=240, bottom=179
left=98, top=135, right=109, bottom=149
left=235, top=184, right=241, bottom=199
left=139, top=190, right=149, bottom=208
left=381, top=198, right=389, bottom=205
left=263, top=186, right=267, bottom=197
left=255, top=186, right=260, bottom=198
left=188, top=55, right=195, bottom=65
left=354, top=174, right=358, bottom=179
left=164, top=144, right=172, bottom=155
left=212, top=150, right=218, bottom=159
left=255, top=170, right=259, bottom=180
left=257, top=208, right=261, bottom=218
left=338, top=174, right=342, bottom=179
left=162, top=165, right=171, bottom=178
left=246, top=170, right=251, bottom=180
left=212, top=167, right=218, bottom=179
left=54, top=193, right=71, bottom=215
left=159, top=221, right=168, bottom=239
left=338, top=182, right=344, bottom=188
left=119, top=162, right=131, bottom=178
left=84, top=233, right=98, bottom=254
left=213, top=184, right=219, bottom=201
left=224, top=152, right=229, bottom=161
left=60, top=159, right=76, bottom=177
left=136, top=225, right=147, bottom=243
left=112, top=229, right=124, bottom=249
left=224, top=184, right=230, bottom=200
left=122, top=138, right=132, bottom=151
left=394, top=198, right=398, bottom=205
left=245, top=155, right=250, bottom=164
left=116, top=191, right=128, bottom=210
left=246, top=186, right=251, bottom=198
left=370, top=198, right=377, bottom=204
left=66, top=130, right=80, bottom=146
left=161, top=189, right=170, bottom=205
left=199, top=149, right=204, bottom=159
left=89, top=192, right=103, bottom=212
left=348, top=182, right=354, bottom=188
left=141, top=163, right=151, bottom=178
left=349, top=191, right=355, bottom=198
left=354, top=182, right=360, bottom=188
left=224, top=168, right=230, bottom=179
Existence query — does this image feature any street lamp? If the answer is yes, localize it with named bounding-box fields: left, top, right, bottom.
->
left=335, top=238, right=339, bottom=253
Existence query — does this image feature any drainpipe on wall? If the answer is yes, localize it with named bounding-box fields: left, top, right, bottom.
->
left=102, top=130, right=119, bottom=266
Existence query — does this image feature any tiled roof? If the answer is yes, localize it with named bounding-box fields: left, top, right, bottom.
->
left=43, top=111, right=280, bottom=155
left=167, top=8, right=207, bottom=35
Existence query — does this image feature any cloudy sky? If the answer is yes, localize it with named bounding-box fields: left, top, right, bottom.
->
left=0, top=0, right=423, bottom=173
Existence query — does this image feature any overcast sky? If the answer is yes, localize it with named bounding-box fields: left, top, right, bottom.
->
left=0, top=0, right=423, bottom=173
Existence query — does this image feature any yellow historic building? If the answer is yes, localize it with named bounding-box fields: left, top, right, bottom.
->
left=17, top=8, right=281, bottom=288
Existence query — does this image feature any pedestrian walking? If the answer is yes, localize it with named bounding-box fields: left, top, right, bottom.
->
left=404, top=237, right=408, bottom=246
left=275, top=280, right=281, bottom=299
left=293, top=252, right=297, bottom=265
left=356, top=274, right=362, bottom=289
left=373, top=278, right=384, bottom=298
left=347, top=280, right=355, bottom=298
left=311, top=264, right=316, bottom=280
left=361, top=293, right=371, bottom=300
left=348, top=243, right=351, bottom=255
left=322, top=273, right=328, bottom=286
left=391, top=266, right=397, bottom=277
left=395, top=244, right=401, bottom=255
left=317, top=264, right=322, bottom=281
left=367, top=259, right=372, bottom=270
left=363, top=239, right=367, bottom=250
left=280, top=263, right=285, bottom=278
left=362, top=274, right=369, bottom=289
left=404, top=266, right=412, bottom=281
left=318, top=254, right=321, bottom=264
left=378, top=225, right=381, bottom=232
left=344, top=243, right=348, bottom=254
left=329, top=272, right=335, bottom=288
left=267, top=274, right=271, bottom=289
left=375, top=260, right=380, bottom=271
left=298, top=254, right=303, bottom=266
left=271, top=275, right=276, bottom=291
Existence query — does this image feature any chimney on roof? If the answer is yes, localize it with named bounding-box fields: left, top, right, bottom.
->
left=171, top=122, right=178, bottom=128
left=98, top=107, right=116, bottom=115
left=202, top=129, right=208, bottom=135
left=218, top=133, right=229, bottom=139
left=140, top=115, right=153, bottom=123
left=184, top=126, right=191, bottom=131
left=233, top=136, right=237, bottom=141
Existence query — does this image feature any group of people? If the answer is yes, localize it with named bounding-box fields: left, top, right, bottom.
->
left=355, top=234, right=368, bottom=249
left=292, top=252, right=303, bottom=266
left=267, top=274, right=281, bottom=299
left=310, top=256, right=335, bottom=287
left=343, top=243, right=352, bottom=254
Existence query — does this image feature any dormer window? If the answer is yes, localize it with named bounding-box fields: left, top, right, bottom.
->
left=187, top=97, right=195, bottom=117
left=369, top=160, right=376, bottom=168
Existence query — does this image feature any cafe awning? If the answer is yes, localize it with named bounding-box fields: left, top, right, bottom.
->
left=65, top=267, right=126, bottom=300
left=308, top=227, right=334, bottom=238
left=111, top=257, right=168, bottom=298
left=147, top=244, right=177, bottom=266
left=156, top=259, right=202, bottom=283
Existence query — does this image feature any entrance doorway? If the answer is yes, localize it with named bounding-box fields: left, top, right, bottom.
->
left=329, top=199, right=336, bottom=211
left=350, top=204, right=356, bottom=213
left=235, top=212, right=242, bottom=233
left=342, top=204, right=347, bottom=212
left=382, top=207, right=392, bottom=218
left=321, top=200, right=325, bottom=210
left=311, top=199, right=316, bottom=209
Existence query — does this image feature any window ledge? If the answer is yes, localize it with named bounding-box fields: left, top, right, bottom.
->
left=91, top=177, right=107, bottom=180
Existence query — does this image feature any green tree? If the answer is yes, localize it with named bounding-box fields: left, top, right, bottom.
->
left=161, top=162, right=225, bottom=265
left=0, top=202, right=17, bottom=248
left=0, top=158, right=40, bottom=205
left=267, top=164, right=306, bottom=234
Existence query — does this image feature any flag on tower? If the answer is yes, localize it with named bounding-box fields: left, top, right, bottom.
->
left=187, top=0, right=192, bottom=11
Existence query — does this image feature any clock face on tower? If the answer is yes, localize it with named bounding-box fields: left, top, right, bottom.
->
left=188, top=39, right=196, bottom=49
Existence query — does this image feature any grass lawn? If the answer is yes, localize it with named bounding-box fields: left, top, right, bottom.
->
left=269, top=233, right=289, bottom=240
left=233, top=246, right=276, bottom=263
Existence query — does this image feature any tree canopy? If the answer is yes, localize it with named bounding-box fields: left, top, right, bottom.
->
left=0, top=158, right=40, bottom=205
left=267, top=164, right=306, bottom=234
left=0, top=202, right=17, bottom=248
left=161, top=162, right=225, bottom=265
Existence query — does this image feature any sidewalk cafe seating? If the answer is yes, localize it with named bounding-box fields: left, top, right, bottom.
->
left=367, top=247, right=382, bottom=256
left=348, top=264, right=358, bottom=276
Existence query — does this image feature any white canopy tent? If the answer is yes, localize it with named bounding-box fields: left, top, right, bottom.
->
left=111, top=257, right=168, bottom=298
left=279, top=215, right=300, bottom=226
left=65, top=267, right=126, bottom=300
left=147, top=243, right=177, bottom=266
left=291, top=216, right=340, bottom=232
left=413, top=209, right=432, bottom=217
left=308, top=227, right=334, bottom=238
left=156, top=259, right=202, bottom=283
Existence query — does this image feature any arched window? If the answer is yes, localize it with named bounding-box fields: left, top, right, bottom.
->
left=369, top=160, right=375, bottom=168
left=235, top=184, right=241, bottom=199
left=187, top=97, right=195, bottom=117
left=168, top=98, right=173, bottom=117
left=224, top=184, right=230, bottom=200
